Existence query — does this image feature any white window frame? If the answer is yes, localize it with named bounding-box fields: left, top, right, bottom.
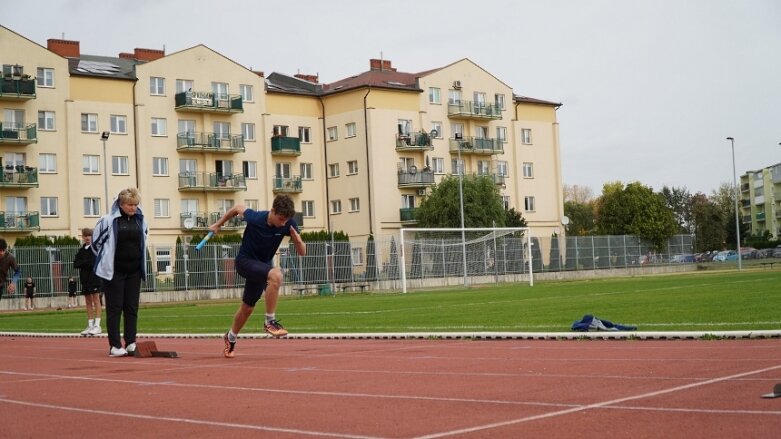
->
left=497, top=160, right=509, bottom=177
left=110, top=115, right=127, bottom=134
left=448, top=89, right=462, bottom=105
left=328, top=163, right=340, bottom=178
left=524, top=196, right=536, bottom=212
left=239, top=84, right=254, bottom=102
left=273, top=125, right=289, bottom=137
left=302, top=200, right=315, bottom=217
left=502, top=195, right=511, bottom=210
left=81, top=113, right=98, bottom=133
left=522, top=128, right=533, bottom=145
left=428, top=87, right=441, bottom=104
left=432, top=157, right=445, bottom=174
left=330, top=200, right=342, bottom=214
left=474, top=92, right=487, bottom=108
left=347, top=160, right=358, bottom=175
left=151, top=118, right=167, bottom=136
left=82, top=155, right=100, bottom=174
left=83, top=197, right=101, bottom=216
left=430, top=121, right=443, bottom=138
left=36, top=67, right=54, bottom=87
left=38, top=111, right=55, bottom=131
left=523, top=162, right=534, bottom=178
left=346, top=122, right=357, bottom=138
left=495, top=93, right=506, bottom=110
left=300, top=163, right=313, bottom=180
left=327, top=126, right=338, bottom=141
left=38, top=153, right=56, bottom=173
left=351, top=247, right=365, bottom=266
left=40, top=197, right=58, bottom=217
left=154, top=198, right=170, bottom=218
left=298, top=126, right=311, bottom=143
left=401, top=194, right=416, bottom=209
left=176, top=79, right=193, bottom=93
left=155, top=247, right=172, bottom=274
left=243, top=160, right=257, bottom=179
left=152, top=157, right=169, bottom=176
left=451, top=158, right=464, bottom=175
left=496, top=126, right=507, bottom=143
left=349, top=197, right=360, bottom=212
left=112, top=156, right=129, bottom=175
left=476, top=160, right=490, bottom=176
left=242, top=123, right=255, bottom=141
left=150, top=77, right=165, bottom=95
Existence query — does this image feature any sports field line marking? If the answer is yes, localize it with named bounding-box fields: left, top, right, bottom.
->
left=411, top=363, right=781, bottom=439
left=0, top=398, right=384, bottom=439
left=602, top=405, right=781, bottom=416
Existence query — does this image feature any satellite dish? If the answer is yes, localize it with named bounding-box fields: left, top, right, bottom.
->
left=561, top=216, right=570, bottom=226
left=408, top=165, right=417, bottom=174
left=430, top=129, right=438, bottom=138
left=183, top=217, right=195, bottom=230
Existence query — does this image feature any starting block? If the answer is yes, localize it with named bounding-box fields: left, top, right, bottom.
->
left=761, top=383, right=781, bottom=399
left=132, top=341, right=178, bottom=358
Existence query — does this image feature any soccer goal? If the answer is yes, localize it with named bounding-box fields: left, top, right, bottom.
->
left=399, top=227, right=533, bottom=294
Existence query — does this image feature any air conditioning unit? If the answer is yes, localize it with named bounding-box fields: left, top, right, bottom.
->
left=416, top=188, right=426, bottom=196
left=453, top=80, right=462, bottom=89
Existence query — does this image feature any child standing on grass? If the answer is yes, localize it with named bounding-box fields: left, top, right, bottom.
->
left=23, top=277, right=35, bottom=311
left=74, top=228, right=103, bottom=336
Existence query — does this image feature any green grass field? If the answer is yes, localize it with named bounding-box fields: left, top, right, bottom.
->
left=1, top=269, right=780, bottom=334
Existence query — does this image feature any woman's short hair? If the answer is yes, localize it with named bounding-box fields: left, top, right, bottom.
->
left=117, top=187, right=141, bottom=205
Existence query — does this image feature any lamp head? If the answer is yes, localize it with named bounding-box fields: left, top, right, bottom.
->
left=101, top=131, right=110, bottom=140
left=726, top=137, right=734, bottom=141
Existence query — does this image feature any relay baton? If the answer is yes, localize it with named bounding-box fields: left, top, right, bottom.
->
left=195, top=231, right=214, bottom=250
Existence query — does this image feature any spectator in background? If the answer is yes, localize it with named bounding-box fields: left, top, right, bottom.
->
left=74, top=228, right=103, bottom=336
left=67, top=276, right=77, bottom=309
left=0, top=238, right=21, bottom=303
left=23, top=277, right=35, bottom=311
left=92, top=188, right=148, bottom=357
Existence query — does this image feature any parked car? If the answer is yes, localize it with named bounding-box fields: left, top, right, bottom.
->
left=739, top=247, right=758, bottom=259
left=713, top=250, right=738, bottom=262
left=671, top=254, right=695, bottom=263
left=756, top=248, right=775, bottom=259
left=774, top=245, right=781, bottom=258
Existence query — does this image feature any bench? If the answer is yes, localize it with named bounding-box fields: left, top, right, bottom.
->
left=336, top=283, right=371, bottom=293
left=760, top=262, right=776, bottom=269
left=292, top=285, right=318, bottom=296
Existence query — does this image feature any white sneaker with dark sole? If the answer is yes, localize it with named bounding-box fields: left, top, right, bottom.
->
left=80, top=326, right=92, bottom=336
left=126, top=343, right=136, bottom=356
left=88, top=325, right=102, bottom=336
left=109, top=346, right=128, bottom=357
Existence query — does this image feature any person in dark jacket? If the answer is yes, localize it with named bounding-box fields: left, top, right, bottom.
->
left=74, top=227, right=103, bottom=336
left=0, top=238, right=21, bottom=304
left=92, top=188, right=149, bottom=357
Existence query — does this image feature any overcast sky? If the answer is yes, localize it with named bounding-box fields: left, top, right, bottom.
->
left=5, top=0, right=780, bottom=196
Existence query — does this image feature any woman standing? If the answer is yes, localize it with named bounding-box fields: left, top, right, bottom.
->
left=92, top=188, right=148, bottom=357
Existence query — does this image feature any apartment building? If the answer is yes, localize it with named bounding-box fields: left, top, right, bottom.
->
left=1, top=25, right=564, bottom=250
left=740, top=163, right=781, bottom=239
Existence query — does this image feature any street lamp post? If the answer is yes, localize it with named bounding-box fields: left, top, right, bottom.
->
left=101, top=131, right=110, bottom=214
left=726, top=137, right=742, bottom=270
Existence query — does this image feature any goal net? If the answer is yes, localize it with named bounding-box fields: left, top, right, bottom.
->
left=399, top=227, right=533, bottom=293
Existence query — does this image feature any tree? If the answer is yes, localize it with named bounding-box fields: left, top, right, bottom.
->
left=690, top=193, right=725, bottom=252
left=595, top=181, right=678, bottom=250
left=415, top=175, right=505, bottom=228
left=563, top=184, right=594, bottom=203
left=709, top=182, right=748, bottom=249
left=660, top=185, right=693, bottom=234
left=563, top=200, right=596, bottom=236
left=504, top=207, right=527, bottom=228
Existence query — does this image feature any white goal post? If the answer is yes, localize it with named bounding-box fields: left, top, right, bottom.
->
left=399, top=227, right=533, bottom=294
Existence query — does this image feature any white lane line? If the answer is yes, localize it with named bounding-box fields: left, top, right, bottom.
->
left=412, top=364, right=781, bottom=439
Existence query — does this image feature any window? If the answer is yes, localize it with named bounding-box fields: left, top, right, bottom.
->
left=474, top=92, right=486, bottom=108
left=328, top=163, right=340, bottom=178
left=432, top=157, right=444, bottom=174
left=81, top=113, right=98, bottom=132
left=448, top=89, right=462, bottom=105
left=502, top=196, right=511, bottom=210
left=451, top=158, right=464, bottom=175
left=82, top=155, right=100, bottom=174
left=496, top=126, right=507, bottom=143
left=351, top=247, right=364, bottom=265
left=300, top=163, right=313, bottom=180
left=179, top=159, right=197, bottom=174
left=178, top=119, right=196, bottom=135
left=175, top=79, right=193, bottom=93
left=524, top=196, right=536, bottom=212
left=36, top=68, right=54, bottom=87
left=242, top=161, right=257, bottom=179
left=497, top=160, right=509, bottom=177
left=495, top=93, right=506, bottom=110
left=5, top=196, right=26, bottom=215
left=153, top=157, right=169, bottom=176
left=330, top=200, right=342, bottom=214
left=155, top=248, right=172, bottom=274
left=216, top=199, right=234, bottom=215
left=150, top=77, right=165, bottom=95
left=39, top=153, right=56, bottom=173
left=110, top=115, right=127, bottom=134
left=451, top=123, right=464, bottom=139
left=399, top=157, right=415, bottom=172
left=302, top=200, right=315, bottom=217
left=273, top=125, right=288, bottom=137
left=346, top=122, right=357, bottom=138
left=349, top=197, right=360, bottom=212
left=241, top=123, right=255, bottom=141
left=83, top=197, right=101, bottom=216
left=430, top=121, right=442, bottom=138
left=151, top=118, right=167, bottom=136
left=239, top=84, right=253, bottom=102
left=298, top=126, right=311, bottom=143
left=244, top=199, right=259, bottom=210
left=397, top=119, right=412, bottom=136
left=347, top=160, right=358, bottom=175
left=212, top=82, right=229, bottom=100
left=275, top=162, right=291, bottom=179
left=154, top=199, right=170, bottom=218
left=523, top=162, right=534, bottom=178
left=216, top=159, right=233, bottom=176
left=401, top=194, right=416, bottom=209
left=112, top=156, right=129, bottom=175
left=327, top=126, right=338, bottom=141
left=41, top=197, right=58, bottom=217
left=475, top=126, right=489, bottom=139
left=522, top=128, right=532, bottom=144
left=428, top=87, right=441, bottom=104
left=213, top=122, right=230, bottom=146
left=38, top=111, right=55, bottom=131
left=477, top=160, right=490, bottom=176
left=181, top=199, right=198, bottom=216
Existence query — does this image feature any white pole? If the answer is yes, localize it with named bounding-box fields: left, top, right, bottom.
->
left=727, top=137, right=742, bottom=271
left=457, top=147, right=467, bottom=287
left=102, top=138, right=109, bottom=214
left=400, top=230, right=407, bottom=294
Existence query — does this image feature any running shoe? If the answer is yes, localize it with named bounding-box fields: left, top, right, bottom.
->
left=223, top=332, right=236, bottom=358
left=80, top=325, right=92, bottom=336
left=126, top=343, right=136, bottom=355
left=109, top=346, right=128, bottom=357
left=264, top=319, right=288, bottom=337
left=88, top=325, right=102, bottom=336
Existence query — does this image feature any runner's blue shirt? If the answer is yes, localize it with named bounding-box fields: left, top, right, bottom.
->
left=238, top=209, right=298, bottom=263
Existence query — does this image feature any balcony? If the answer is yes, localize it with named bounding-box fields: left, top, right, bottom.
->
left=1, top=165, right=38, bottom=187
left=177, top=172, right=247, bottom=192
left=270, top=136, right=302, bottom=156
left=449, top=136, right=504, bottom=155
left=398, top=167, right=435, bottom=188
left=481, top=173, right=506, bottom=186
left=0, top=123, right=37, bottom=145
left=0, top=77, right=36, bottom=100
left=399, top=207, right=418, bottom=223
left=756, top=212, right=765, bottom=221
left=447, top=100, right=502, bottom=120
left=0, top=211, right=40, bottom=232
left=740, top=182, right=750, bottom=192
left=176, top=132, right=244, bottom=153
left=174, top=91, right=243, bottom=113
left=272, top=176, right=303, bottom=193
left=395, top=131, right=434, bottom=152
left=741, top=215, right=751, bottom=224
left=741, top=199, right=751, bottom=208
left=180, top=211, right=244, bottom=231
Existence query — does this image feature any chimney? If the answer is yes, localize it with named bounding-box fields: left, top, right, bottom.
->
left=133, top=48, right=165, bottom=61
left=294, top=73, right=319, bottom=84
left=119, top=52, right=136, bottom=60
left=47, top=38, right=80, bottom=58
left=369, top=58, right=395, bottom=72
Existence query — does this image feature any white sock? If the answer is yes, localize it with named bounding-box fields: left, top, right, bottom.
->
left=94, top=318, right=101, bottom=327
left=265, top=314, right=275, bottom=323
left=227, top=330, right=237, bottom=342
left=88, top=319, right=94, bottom=328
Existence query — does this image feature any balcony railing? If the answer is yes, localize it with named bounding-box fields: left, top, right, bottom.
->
left=270, top=136, right=302, bottom=156
left=272, top=176, right=303, bottom=193
left=480, top=173, right=506, bottom=186
left=0, top=211, right=40, bottom=232
left=177, top=172, right=247, bottom=192
left=397, top=168, right=435, bottom=188
left=741, top=215, right=752, bottom=223
left=395, top=131, right=434, bottom=151
left=174, top=91, right=243, bottom=113
left=399, top=207, right=418, bottom=223
left=0, top=165, right=38, bottom=187
left=740, top=183, right=750, bottom=192
left=447, top=100, right=502, bottom=120
left=0, top=77, right=36, bottom=100
left=756, top=212, right=765, bottom=221
left=180, top=211, right=244, bottom=231
left=448, top=136, right=504, bottom=155
left=0, top=122, right=37, bottom=144
left=176, top=132, right=244, bottom=153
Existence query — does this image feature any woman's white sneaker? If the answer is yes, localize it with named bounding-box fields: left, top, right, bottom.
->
left=109, top=347, right=128, bottom=357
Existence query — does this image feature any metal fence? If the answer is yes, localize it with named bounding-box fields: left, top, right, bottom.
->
left=2, top=234, right=694, bottom=298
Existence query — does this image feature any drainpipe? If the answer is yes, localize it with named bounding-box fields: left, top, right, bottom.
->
left=319, top=97, right=331, bottom=233
left=363, top=87, right=374, bottom=236
left=132, top=64, right=141, bottom=188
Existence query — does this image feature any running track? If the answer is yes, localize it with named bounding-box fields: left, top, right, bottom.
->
left=1, top=335, right=780, bottom=438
